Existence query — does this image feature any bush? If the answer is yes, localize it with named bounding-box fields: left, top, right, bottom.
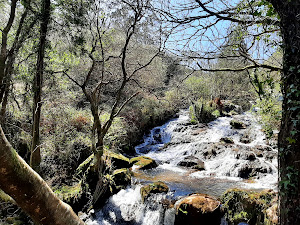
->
left=189, top=99, right=220, bottom=123
left=253, top=97, right=281, bottom=138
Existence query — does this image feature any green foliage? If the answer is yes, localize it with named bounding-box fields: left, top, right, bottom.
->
left=221, top=189, right=277, bottom=225
left=183, top=75, right=212, bottom=101
left=253, top=97, right=282, bottom=138
left=189, top=99, right=220, bottom=124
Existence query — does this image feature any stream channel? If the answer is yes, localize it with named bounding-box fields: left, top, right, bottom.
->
left=83, top=109, right=278, bottom=225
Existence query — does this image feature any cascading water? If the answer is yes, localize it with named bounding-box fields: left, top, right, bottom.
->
left=83, top=109, right=278, bottom=225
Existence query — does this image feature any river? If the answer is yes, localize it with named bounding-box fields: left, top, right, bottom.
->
left=83, top=109, right=278, bottom=225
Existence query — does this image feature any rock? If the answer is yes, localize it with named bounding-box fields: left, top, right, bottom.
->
left=178, top=156, right=205, bottom=170
left=265, top=202, right=278, bottom=224
left=230, top=120, right=246, bottom=129
left=130, top=156, right=158, bottom=170
left=247, top=153, right=256, bottom=161
left=221, top=189, right=277, bottom=225
left=191, top=128, right=206, bottom=135
left=220, top=137, right=234, bottom=144
left=105, top=150, right=130, bottom=169
left=140, top=181, right=169, bottom=202
left=175, top=194, right=222, bottom=225
left=240, top=137, right=251, bottom=144
left=237, top=162, right=270, bottom=179
left=112, top=168, right=132, bottom=191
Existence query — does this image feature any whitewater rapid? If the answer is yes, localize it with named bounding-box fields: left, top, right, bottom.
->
left=83, top=109, right=278, bottom=225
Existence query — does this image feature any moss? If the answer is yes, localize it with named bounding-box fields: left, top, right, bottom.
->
left=104, top=149, right=130, bottom=169
left=140, top=181, right=169, bottom=202
left=0, top=189, right=14, bottom=203
left=111, top=168, right=132, bottom=191
left=76, top=154, right=94, bottom=177
left=221, top=188, right=277, bottom=225
left=230, top=120, right=246, bottom=129
left=220, top=137, right=234, bottom=144
left=54, top=182, right=82, bottom=202
left=5, top=217, right=24, bottom=225
left=130, top=156, right=158, bottom=170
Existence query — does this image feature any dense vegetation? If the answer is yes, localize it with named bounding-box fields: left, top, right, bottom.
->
left=1, top=0, right=299, bottom=224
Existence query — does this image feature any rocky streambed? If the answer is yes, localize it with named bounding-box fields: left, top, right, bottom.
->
left=82, top=109, right=278, bottom=225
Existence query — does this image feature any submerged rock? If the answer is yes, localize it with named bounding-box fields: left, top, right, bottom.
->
left=178, top=155, right=205, bottom=170
left=140, top=181, right=169, bottom=202
left=175, top=194, right=222, bottom=225
left=130, top=156, right=158, bottom=170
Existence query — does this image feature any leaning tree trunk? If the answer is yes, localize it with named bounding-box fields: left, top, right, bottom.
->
left=30, top=0, right=51, bottom=171
left=269, top=1, right=300, bottom=224
left=0, top=126, right=85, bottom=225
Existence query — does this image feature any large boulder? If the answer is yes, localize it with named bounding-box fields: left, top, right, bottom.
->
left=221, top=189, right=277, bottom=225
left=237, top=162, right=271, bottom=179
left=112, top=168, right=132, bottom=191
left=175, top=194, right=222, bottom=225
left=140, top=181, right=169, bottom=202
left=130, top=156, right=158, bottom=170
left=178, top=156, right=205, bottom=170
left=104, top=150, right=130, bottom=169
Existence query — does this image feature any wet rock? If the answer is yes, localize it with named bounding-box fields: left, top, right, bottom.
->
left=230, top=120, right=246, bottom=129
left=191, top=128, right=206, bottom=135
left=178, top=156, right=205, bottom=170
left=240, top=137, right=251, bottom=144
left=130, top=156, right=158, bottom=170
left=247, top=153, right=256, bottom=161
left=220, top=137, right=234, bottom=144
left=237, top=162, right=270, bottom=179
left=253, top=145, right=273, bottom=152
left=175, top=194, right=222, bottom=225
left=221, top=189, right=277, bottom=225
left=112, top=168, right=132, bottom=190
left=153, top=128, right=162, bottom=142
left=140, top=181, right=169, bottom=202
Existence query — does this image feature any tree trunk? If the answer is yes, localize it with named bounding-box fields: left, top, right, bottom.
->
left=269, top=1, right=300, bottom=224
left=30, top=0, right=51, bottom=171
left=0, top=126, right=85, bottom=225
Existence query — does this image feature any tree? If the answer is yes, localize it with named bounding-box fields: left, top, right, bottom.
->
left=267, top=1, right=300, bottom=224
left=0, top=0, right=38, bottom=124
left=158, top=0, right=300, bottom=223
left=0, top=126, right=84, bottom=224
left=62, top=0, right=164, bottom=169
left=30, top=0, right=51, bottom=172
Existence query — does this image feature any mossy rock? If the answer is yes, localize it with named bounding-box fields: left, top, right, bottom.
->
left=175, top=193, right=222, bottom=225
left=140, top=181, right=169, bottom=202
left=130, top=156, right=158, bottom=170
left=221, top=188, right=277, bottom=225
left=76, top=154, right=94, bottom=177
left=54, top=182, right=88, bottom=213
left=104, top=149, right=130, bottom=169
left=230, top=120, right=246, bottom=129
left=220, top=137, right=234, bottom=144
left=112, top=168, right=132, bottom=191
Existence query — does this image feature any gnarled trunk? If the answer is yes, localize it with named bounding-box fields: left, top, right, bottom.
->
left=269, top=1, right=300, bottom=224
left=0, top=126, right=85, bottom=225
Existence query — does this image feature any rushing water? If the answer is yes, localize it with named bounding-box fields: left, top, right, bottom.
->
left=83, top=110, right=278, bottom=225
